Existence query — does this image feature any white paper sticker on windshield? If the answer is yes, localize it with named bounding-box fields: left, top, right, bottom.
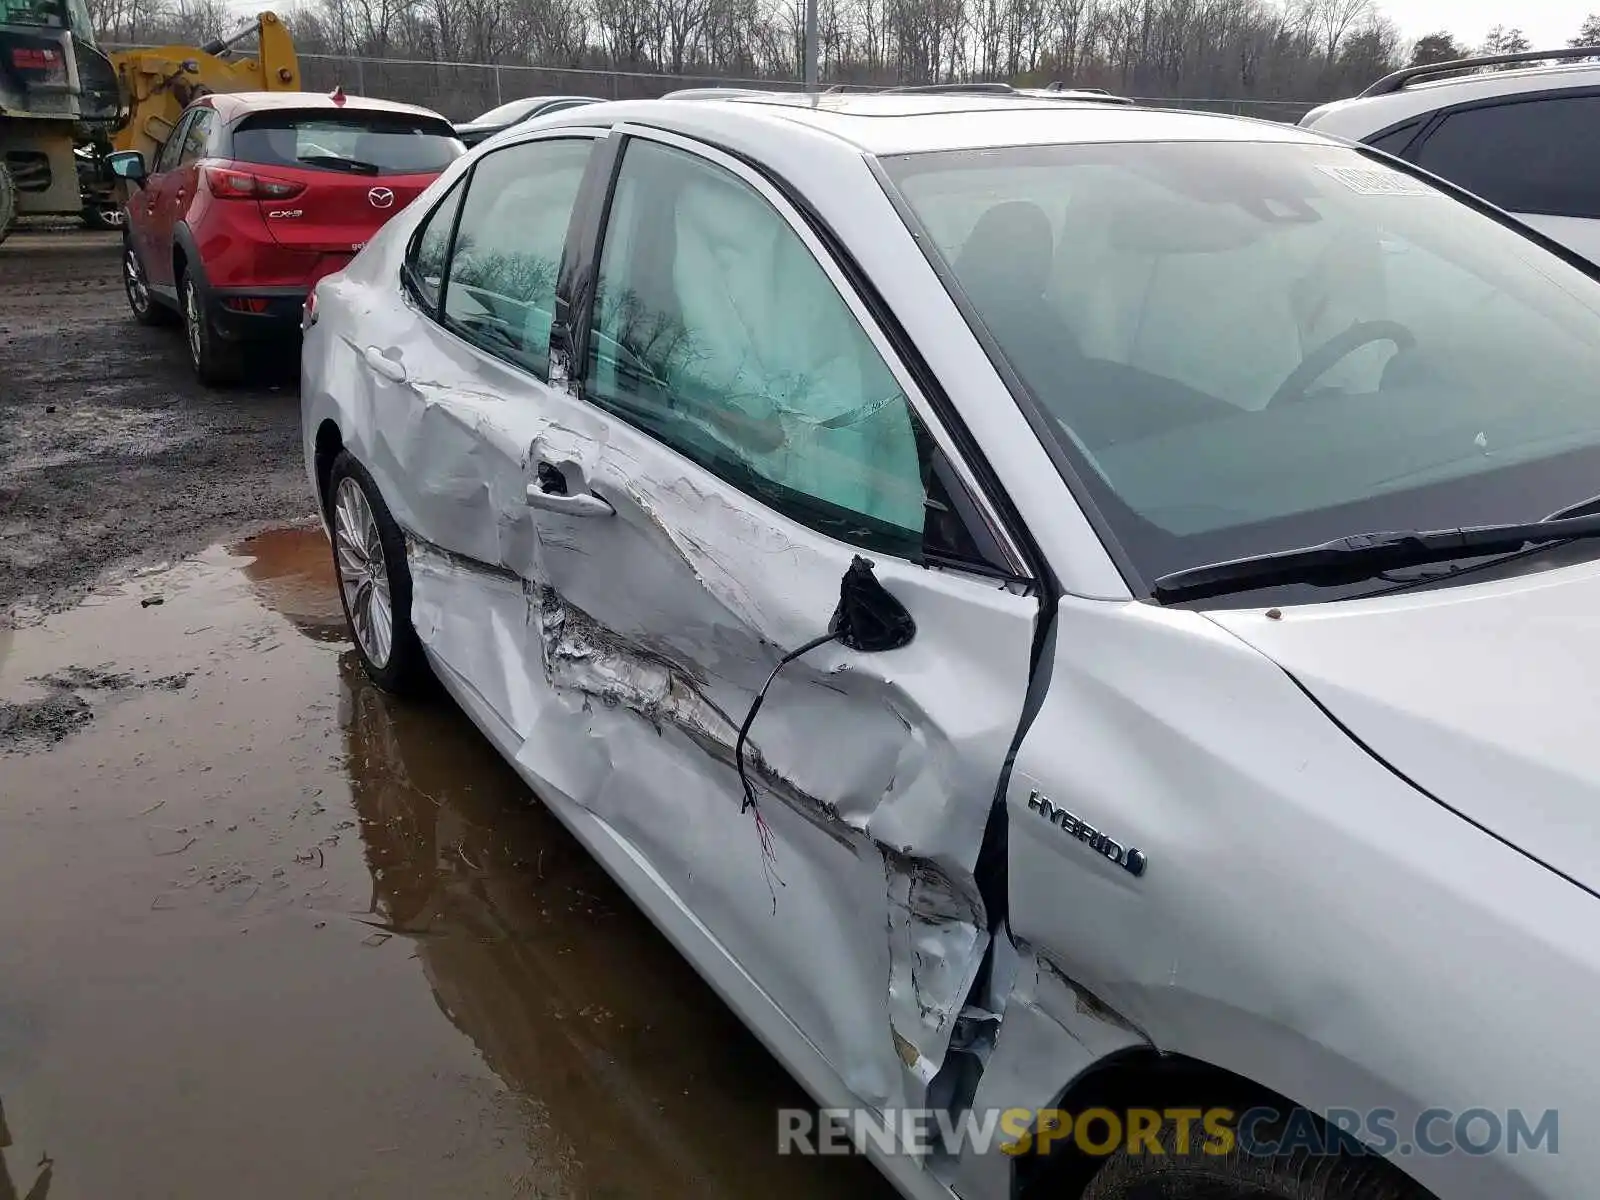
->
left=1317, top=165, right=1435, bottom=196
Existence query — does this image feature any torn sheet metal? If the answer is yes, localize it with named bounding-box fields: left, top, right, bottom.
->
left=885, top=853, right=991, bottom=1089
left=308, top=300, right=1040, bottom=1121
left=948, top=942, right=1149, bottom=1200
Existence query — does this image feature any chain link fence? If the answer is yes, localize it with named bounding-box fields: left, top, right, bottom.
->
left=296, top=55, right=808, bottom=119
left=292, top=52, right=1316, bottom=124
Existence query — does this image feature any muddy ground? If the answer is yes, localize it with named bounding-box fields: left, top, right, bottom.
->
left=0, top=234, right=894, bottom=1199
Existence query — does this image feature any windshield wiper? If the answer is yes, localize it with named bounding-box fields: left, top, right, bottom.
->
left=297, top=154, right=381, bottom=175
left=1152, top=513, right=1600, bottom=604
left=1546, top=491, right=1600, bottom=521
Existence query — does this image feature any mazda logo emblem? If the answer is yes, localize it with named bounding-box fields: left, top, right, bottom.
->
left=367, top=187, right=395, bottom=209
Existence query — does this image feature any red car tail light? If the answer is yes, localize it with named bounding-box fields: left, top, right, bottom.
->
left=202, top=164, right=307, bottom=200
left=301, top=290, right=319, bottom=331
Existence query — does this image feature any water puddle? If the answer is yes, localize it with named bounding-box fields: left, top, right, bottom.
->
left=0, top=527, right=892, bottom=1199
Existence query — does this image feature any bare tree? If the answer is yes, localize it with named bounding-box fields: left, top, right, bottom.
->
left=1310, top=0, right=1369, bottom=65
left=107, top=0, right=1455, bottom=119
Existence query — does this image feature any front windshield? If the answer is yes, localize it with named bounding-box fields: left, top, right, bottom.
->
left=63, top=0, right=93, bottom=40
left=883, top=140, right=1600, bottom=597
left=1, top=0, right=88, bottom=34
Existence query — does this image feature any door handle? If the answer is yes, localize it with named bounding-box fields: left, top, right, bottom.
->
left=525, top=484, right=614, bottom=518
left=362, top=346, right=406, bottom=382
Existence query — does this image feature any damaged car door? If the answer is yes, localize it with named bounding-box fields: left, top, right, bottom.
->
left=511, top=128, right=1043, bottom=1116
left=130, top=107, right=193, bottom=288
left=343, top=132, right=602, bottom=717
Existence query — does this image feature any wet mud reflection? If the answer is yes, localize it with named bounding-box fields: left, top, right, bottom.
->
left=335, top=647, right=891, bottom=1197
left=268, top=518, right=893, bottom=1195
left=0, top=1099, right=52, bottom=1200
left=1, top=526, right=892, bottom=1198
left=237, top=521, right=349, bottom=642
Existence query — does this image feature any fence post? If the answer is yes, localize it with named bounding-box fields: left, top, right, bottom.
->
left=494, top=65, right=503, bottom=104
left=355, top=57, right=366, bottom=96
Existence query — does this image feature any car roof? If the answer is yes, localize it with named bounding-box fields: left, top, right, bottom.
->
left=457, top=96, right=599, bottom=125
left=201, top=90, right=448, bottom=122
left=545, top=91, right=1324, bottom=157
left=495, top=94, right=599, bottom=112
left=1303, top=58, right=1600, bottom=138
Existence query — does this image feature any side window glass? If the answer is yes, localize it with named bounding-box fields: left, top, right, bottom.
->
left=585, top=139, right=929, bottom=558
left=155, top=114, right=191, bottom=173
left=1366, top=120, right=1419, bottom=157
left=179, top=110, right=214, bottom=165
left=1416, top=96, right=1600, bottom=217
left=405, top=176, right=465, bottom=315
left=442, top=138, right=593, bottom=380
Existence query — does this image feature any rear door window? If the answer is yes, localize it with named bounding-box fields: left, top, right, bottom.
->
left=177, top=109, right=215, bottom=166
left=439, top=137, right=594, bottom=380
left=405, top=177, right=466, bottom=315
left=232, top=111, right=464, bottom=176
left=154, top=111, right=191, bottom=173
left=1365, top=120, right=1420, bottom=157
left=1414, top=94, right=1600, bottom=217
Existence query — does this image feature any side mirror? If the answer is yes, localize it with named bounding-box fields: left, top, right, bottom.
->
left=106, top=150, right=146, bottom=184
left=829, top=555, right=916, bottom=652
left=734, top=554, right=916, bottom=819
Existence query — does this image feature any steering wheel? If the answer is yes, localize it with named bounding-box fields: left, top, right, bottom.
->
left=1267, top=319, right=1417, bottom=407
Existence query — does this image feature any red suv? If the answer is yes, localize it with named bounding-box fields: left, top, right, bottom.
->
left=108, top=89, right=463, bottom=384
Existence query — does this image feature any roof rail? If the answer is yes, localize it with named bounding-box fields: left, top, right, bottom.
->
left=1360, top=44, right=1600, bottom=96
left=660, top=86, right=776, bottom=99
left=879, top=81, right=1017, bottom=94
left=817, top=79, right=1131, bottom=103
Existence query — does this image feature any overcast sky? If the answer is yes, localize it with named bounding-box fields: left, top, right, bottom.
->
left=1387, top=0, right=1590, bottom=49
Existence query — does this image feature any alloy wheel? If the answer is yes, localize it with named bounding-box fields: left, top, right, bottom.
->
left=183, top=277, right=203, bottom=367
left=124, top=247, right=150, bottom=315
left=334, top=477, right=395, bottom=669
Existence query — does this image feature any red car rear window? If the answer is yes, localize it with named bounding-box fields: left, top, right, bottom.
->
left=232, top=110, right=463, bottom=176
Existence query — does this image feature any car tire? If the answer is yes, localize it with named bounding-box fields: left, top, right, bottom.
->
left=123, top=235, right=173, bottom=327
left=179, top=265, right=242, bottom=386
left=0, top=162, right=16, bottom=247
left=327, top=451, right=434, bottom=697
left=1079, top=1116, right=1428, bottom=1200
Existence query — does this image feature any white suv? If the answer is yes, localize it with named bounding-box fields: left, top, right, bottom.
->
left=1302, top=46, right=1600, bottom=263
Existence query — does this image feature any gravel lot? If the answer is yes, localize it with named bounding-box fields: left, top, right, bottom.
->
left=0, top=230, right=310, bottom=618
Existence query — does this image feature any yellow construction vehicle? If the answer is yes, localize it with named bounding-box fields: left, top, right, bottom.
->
left=77, top=11, right=299, bottom=228
left=110, top=11, right=297, bottom=164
